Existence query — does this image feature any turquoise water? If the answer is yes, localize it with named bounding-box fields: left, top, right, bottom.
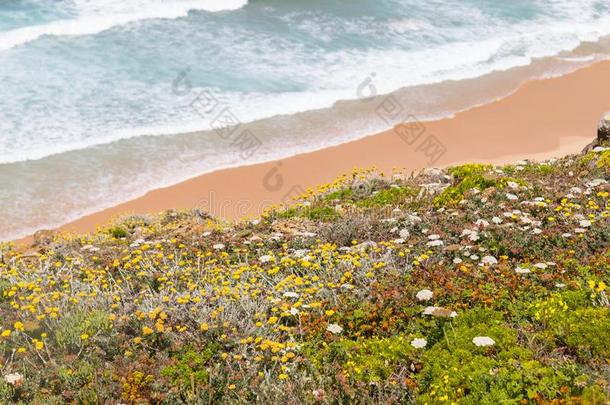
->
left=1, top=0, right=610, bottom=239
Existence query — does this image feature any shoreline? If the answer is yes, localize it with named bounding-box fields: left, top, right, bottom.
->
left=14, top=59, right=610, bottom=246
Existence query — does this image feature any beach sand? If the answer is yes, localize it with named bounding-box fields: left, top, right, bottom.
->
left=17, top=60, right=610, bottom=246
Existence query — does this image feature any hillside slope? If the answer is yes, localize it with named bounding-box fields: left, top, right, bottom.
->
left=1, top=147, right=609, bottom=404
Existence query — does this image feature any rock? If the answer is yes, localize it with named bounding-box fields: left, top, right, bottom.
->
left=422, top=167, right=451, bottom=184
left=598, top=112, right=610, bottom=143
left=33, top=229, right=55, bottom=247
left=583, top=112, right=610, bottom=152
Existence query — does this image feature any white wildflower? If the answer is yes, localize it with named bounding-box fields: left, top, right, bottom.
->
left=570, top=187, right=582, bottom=194
left=427, top=240, right=444, bottom=247
left=475, top=219, right=490, bottom=228
left=410, top=338, right=427, bottom=349
left=533, top=263, right=548, bottom=269
left=213, top=243, right=225, bottom=250
left=259, top=255, right=273, bottom=263
left=399, top=229, right=410, bottom=239
left=515, top=266, right=531, bottom=274
left=326, top=324, right=343, bottom=335
left=283, top=292, right=299, bottom=299
left=492, top=216, right=503, bottom=224
left=4, top=372, right=23, bottom=386
left=422, top=306, right=442, bottom=315
left=472, top=336, right=495, bottom=347
left=453, top=257, right=463, bottom=264
left=481, top=255, right=498, bottom=266
left=579, top=220, right=592, bottom=228
left=506, top=193, right=519, bottom=201
left=416, top=289, right=434, bottom=302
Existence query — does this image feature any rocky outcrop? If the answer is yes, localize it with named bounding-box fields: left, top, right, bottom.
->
left=599, top=112, right=610, bottom=144
left=583, top=112, right=610, bottom=152
left=33, top=229, right=55, bottom=247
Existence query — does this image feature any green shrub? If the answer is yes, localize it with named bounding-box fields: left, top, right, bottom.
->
left=109, top=226, right=128, bottom=239
left=161, top=344, right=220, bottom=390
left=357, top=186, right=415, bottom=207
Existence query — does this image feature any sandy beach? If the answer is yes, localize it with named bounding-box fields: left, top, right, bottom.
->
left=16, top=59, right=610, bottom=246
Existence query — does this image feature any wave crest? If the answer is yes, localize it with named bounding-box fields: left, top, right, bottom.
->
left=0, top=0, right=248, bottom=51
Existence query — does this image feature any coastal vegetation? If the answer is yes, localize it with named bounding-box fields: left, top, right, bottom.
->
left=0, top=146, right=609, bottom=404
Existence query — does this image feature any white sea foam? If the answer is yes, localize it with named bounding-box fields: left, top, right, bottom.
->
left=0, top=0, right=248, bottom=51
left=2, top=16, right=610, bottom=165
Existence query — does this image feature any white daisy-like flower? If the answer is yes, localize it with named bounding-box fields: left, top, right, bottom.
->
left=290, top=307, right=300, bottom=315
left=427, top=240, right=444, bottom=247
left=506, top=193, right=519, bottom=201
left=481, top=255, right=498, bottom=266
left=259, top=255, right=273, bottom=263
left=507, top=181, right=519, bottom=189
left=515, top=266, right=531, bottom=274
left=492, top=216, right=503, bottom=224
left=532, top=228, right=542, bottom=235
left=283, top=292, right=299, bottom=299
left=4, top=372, right=23, bottom=386
left=555, top=283, right=566, bottom=289
left=399, top=229, right=410, bottom=239
left=416, top=289, right=434, bottom=302
left=410, top=338, right=427, bottom=349
left=574, top=228, right=587, bottom=234
left=562, top=233, right=572, bottom=238
left=453, top=257, right=463, bottom=264
left=251, top=219, right=260, bottom=225
left=461, top=229, right=480, bottom=241
left=533, top=263, right=548, bottom=269
left=202, top=231, right=212, bottom=237
left=472, top=336, right=495, bottom=347
left=579, top=220, right=592, bottom=228
left=326, top=324, right=343, bottom=334
left=475, top=219, right=490, bottom=227
left=428, top=234, right=441, bottom=240
left=422, top=306, right=442, bottom=315
left=213, top=243, right=225, bottom=250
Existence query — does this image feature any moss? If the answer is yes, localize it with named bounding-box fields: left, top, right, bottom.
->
left=356, top=186, right=416, bottom=207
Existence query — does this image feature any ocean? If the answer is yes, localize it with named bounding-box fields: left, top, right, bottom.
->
left=1, top=0, right=610, bottom=240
